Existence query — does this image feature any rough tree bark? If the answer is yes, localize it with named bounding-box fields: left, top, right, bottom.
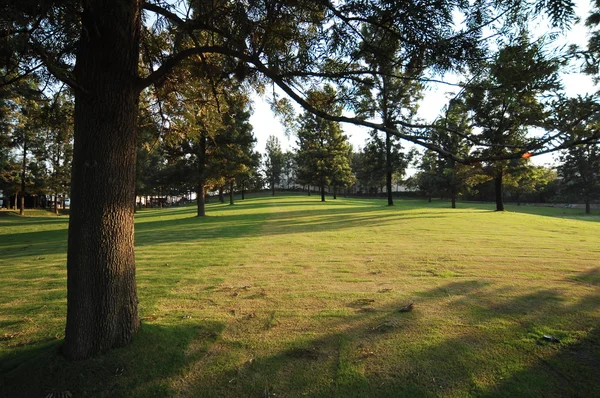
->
left=63, top=0, right=141, bottom=360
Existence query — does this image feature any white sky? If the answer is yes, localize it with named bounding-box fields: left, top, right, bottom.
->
left=250, top=0, right=598, bottom=169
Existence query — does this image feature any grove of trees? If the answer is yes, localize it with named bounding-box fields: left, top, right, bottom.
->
left=2, top=0, right=599, bottom=359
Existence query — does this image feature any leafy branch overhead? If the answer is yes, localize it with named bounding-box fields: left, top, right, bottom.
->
left=3, top=0, right=596, bottom=163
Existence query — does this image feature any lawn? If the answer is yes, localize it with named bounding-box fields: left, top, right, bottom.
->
left=1, top=195, right=599, bottom=397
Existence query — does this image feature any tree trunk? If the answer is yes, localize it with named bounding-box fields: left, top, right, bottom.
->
left=585, top=199, right=591, bottom=214
left=63, top=0, right=141, bottom=360
left=333, top=185, right=337, bottom=199
left=241, top=181, right=245, bottom=200
left=451, top=194, right=456, bottom=209
left=196, top=135, right=206, bottom=216
left=20, top=140, right=27, bottom=216
left=196, top=182, right=205, bottom=217
left=320, top=181, right=325, bottom=202
left=494, top=172, right=504, bottom=211
left=229, top=181, right=234, bottom=205
left=272, top=178, right=275, bottom=196
left=218, top=186, right=224, bottom=203
left=385, top=131, right=393, bottom=206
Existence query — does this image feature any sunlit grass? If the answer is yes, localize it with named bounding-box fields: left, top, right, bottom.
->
left=1, top=196, right=599, bottom=397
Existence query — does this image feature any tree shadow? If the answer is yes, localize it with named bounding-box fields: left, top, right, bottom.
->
left=2, top=263, right=598, bottom=396
left=1, top=321, right=225, bottom=397
left=168, top=271, right=599, bottom=397
left=133, top=197, right=456, bottom=248
left=501, top=203, right=600, bottom=223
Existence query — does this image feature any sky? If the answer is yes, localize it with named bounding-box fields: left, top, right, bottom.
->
left=249, top=0, right=598, bottom=169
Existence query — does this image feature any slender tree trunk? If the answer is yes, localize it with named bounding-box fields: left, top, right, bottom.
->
left=272, top=178, right=275, bottom=196
left=196, top=182, right=205, bottom=217
left=428, top=196, right=432, bottom=203
left=585, top=199, right=591, bottom=214
left=385, top=131, right=393, bottom=206
left=20, top=140, right=27, bottom=216
left=320, top=179, right=325, bottom=202
left=241, top=181, right=245, bottom=200
left=229, top=181, right=234, bottom=205
left=494, top=172, right=505, bottom=211
left=196, top=135, right=206, bottom=217
left=307, top=186, right=311, bottom=196
left=63, top=0, right=141, bottom=360
left=451, top=193, right=456, bottom=209
left=333, top=185, right=337, bottom=199
left=218, top=186, right=224, bottom=203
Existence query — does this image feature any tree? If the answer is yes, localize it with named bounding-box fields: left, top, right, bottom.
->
left=9, top=93, right=44, bottom=215
left=354, top=131, right=411, bottom=196
left=355, top=16, right=423, bottom=205
left=505, top=165, right=557, bottom=205
left=264, top=135, right=284, bottom=195
left=555, top=101, right=600, bottom=214
left=40, top=93, right=74, bottom=214
left=420, top=99, right=473, bottom=208
left=296, top=86, right=353, bottom=202
left=464, top=34, right=561, bottom=211
left=281, top=151, right=297, bottom=190
left=209, top=93, right=257, bottom=206
left=558, top=143, right=600, bottom=213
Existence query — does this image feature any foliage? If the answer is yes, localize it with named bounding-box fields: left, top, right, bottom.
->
left=354, top=131, right=411, bottom=194
left=295, top=86, right=354, bottom=198
left=464, top=33, right=562, bottom=210
left=264, top=135, right=283, bottom=192
left=558, top=141, right=600, bottom=212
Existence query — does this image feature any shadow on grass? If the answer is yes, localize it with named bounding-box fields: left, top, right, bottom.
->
left=168, top=273, right=599, bottom=397
left=1, top=271, right=598, bottom=396
left=133, top=197, right=456, bottom=248
left=1, top=321, right=225, bottom=397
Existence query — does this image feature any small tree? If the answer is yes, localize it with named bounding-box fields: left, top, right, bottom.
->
left=296, top=86, right=353, bottom=202
left=281, top=151, right=297, bottom=189
left=264, top=135, right=284, bottom=195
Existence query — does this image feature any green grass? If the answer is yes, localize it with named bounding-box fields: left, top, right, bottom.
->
left=1, top=196, right=599, bottom=397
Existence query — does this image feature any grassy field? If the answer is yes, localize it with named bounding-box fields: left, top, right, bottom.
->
left=1, top=195, right=599, bottom=397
